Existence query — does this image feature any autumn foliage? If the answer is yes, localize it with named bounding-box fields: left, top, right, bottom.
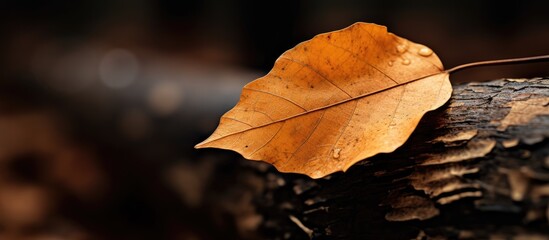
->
left=196, top=23, right=452, bottom=178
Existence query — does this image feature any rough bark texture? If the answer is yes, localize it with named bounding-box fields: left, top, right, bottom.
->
left=253, top=78, right=549, bottom=239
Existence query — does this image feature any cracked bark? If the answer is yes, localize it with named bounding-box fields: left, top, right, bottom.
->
left=253, top=78, right=549, bottom=239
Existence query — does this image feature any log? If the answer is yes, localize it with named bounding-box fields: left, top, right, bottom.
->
left=252, top=78, right=549, bottom=239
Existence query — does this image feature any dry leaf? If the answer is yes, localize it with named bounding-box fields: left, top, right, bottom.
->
left=196, top=22, right=452, bottom=178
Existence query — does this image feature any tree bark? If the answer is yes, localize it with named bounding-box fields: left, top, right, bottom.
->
left=253, top=78, right=549, bottom=239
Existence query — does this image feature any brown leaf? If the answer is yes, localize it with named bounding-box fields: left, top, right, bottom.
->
left=196, top=22, right=452, bottom=178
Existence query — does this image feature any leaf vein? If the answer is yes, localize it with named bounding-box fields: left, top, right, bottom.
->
left=250, top=121, right=285, bottom=158
left=222, top=116, right=253, bottom=127
left=279, top=56, right=352, bottom=97
left=386, top=85, right=406, bottom=133
left=201, top=72, right=442, bottom=144
left=243, top=87, right=307, bottom=111
left=327, top=99, right=359, bottom=164
left=287, top=110, right=327, bottom=161
left=322, top=39, right=399, bottom=85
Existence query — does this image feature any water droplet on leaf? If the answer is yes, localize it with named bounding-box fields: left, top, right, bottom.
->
left=401, top=58, right=411, bottom=65
left=333, top=148, right=341, bottom=159
left=396, top=44, right=407, bottom=53
left=418, top=47, right=433, bottom=57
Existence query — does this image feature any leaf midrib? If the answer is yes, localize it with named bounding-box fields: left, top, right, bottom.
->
left=195, top=71, right=447, bottom=147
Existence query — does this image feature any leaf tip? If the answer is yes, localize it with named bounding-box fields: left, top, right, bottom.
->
left=194, top=141, right=207, bottom=149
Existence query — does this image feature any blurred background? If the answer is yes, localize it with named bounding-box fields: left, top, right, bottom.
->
left=0, top=1, right=548, bottom=239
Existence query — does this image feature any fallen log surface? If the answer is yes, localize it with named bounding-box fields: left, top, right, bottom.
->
left=253, top=78, right=549, bottom=239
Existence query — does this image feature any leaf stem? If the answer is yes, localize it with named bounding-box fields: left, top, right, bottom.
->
left=446, top=54, right=549, bottom=74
